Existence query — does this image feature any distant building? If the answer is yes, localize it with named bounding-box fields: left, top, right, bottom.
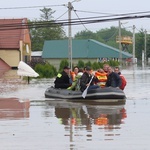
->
left=0, top=18, right=31, bottom=69
left=42, top=39, right=132, bottom=70
left=31, top=51, right=42, bottom=60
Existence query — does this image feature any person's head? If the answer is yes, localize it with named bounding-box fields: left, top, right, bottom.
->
left=107, top=66, right=113, bottom=74
left=78, top=68, right=83, bottom=73
left=103, top=64, right=109, bottom=73
left=98, top=68, right=104, bottom=73
left=63, top=66, right=70, bottom=74
left=114, top=66, right=120, bottom=74
left=77, top=68, right=83, bottom=76
left=85, top=66, right=92, bottom=74
left=73, top=66, right=79, bottom=75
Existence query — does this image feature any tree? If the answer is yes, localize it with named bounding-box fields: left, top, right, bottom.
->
left=30, top=7, right=66, bottom=51
left=40, top=7, right=55, bottom=21
left=59, top=59, right=69, bottom=72
left=75, top=30, right=97, bottom=40
left=135, top=29, right=145, bottom=61
left=74, top=26, right=133, bottom=53
left=77, top=60, right=85, bottom=68
left=146, top=34, right=150, bottom=60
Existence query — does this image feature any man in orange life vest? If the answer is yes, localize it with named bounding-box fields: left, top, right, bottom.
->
left=95, top=68, right=107, bottom=88
left=103, top=64, right=109, bottom=73
left=114, top=66, right=127, bottom=90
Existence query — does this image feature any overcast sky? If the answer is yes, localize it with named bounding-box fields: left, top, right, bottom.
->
left=1, top=0, right=150, bottom=36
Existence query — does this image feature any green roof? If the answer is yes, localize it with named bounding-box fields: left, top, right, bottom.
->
left=42, top=39, right=132, bottom=59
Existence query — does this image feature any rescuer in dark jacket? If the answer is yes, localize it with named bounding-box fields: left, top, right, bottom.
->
left=54, top=66, right=71, bottom=89
left=80, top=66, right=99, bottom=92
left=105, top=66, right=122, bottom=88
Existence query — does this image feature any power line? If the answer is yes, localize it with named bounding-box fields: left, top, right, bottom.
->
left=105, top=29, right=118, bottom=41
left=75, top=9, right=150, bottom=20
left=74, top=10, right=116, bottom=15
left=0, top=4, right=64, bottom=10
left=1, top=4, right=150, bottom=21
left=0, top=13, right=150, bottom=31
left=55, top=10, right=68, bottom=20
left=73, top=10, right=89, bottom=31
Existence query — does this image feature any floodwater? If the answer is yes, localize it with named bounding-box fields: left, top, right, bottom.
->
left=0, top=66, right=150, bottom=150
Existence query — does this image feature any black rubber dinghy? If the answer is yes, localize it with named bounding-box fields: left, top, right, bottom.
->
left=45, top=86, right=126, bottom=100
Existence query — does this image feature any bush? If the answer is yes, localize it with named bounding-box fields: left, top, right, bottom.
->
left=92, top=62, right=100, bottom=70
left=92, top=61, right=120, bottom=71
left=85, top=61, right=92, bottom=67
left=33, top=60, right=120, bottom=78
left=34, top=63, right=57, bottom=78
left=59, top=59, right=69, bottom=72
left=108, top=60, right=120, bottom=67
left=30, top=58, right=46, bottom=69
left=77, top=60, right=85, bottom=68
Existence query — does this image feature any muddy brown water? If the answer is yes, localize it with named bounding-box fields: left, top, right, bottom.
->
left=0, top=66, right=150, bottom=150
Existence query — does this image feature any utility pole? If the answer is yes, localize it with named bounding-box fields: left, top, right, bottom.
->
left=118, top=20, right=122, bottom=65
left=144, top=30, right=147, bottom=66
left=68, top=2, right=73, bottom=71
left=132, top=25, right=135, bottom=64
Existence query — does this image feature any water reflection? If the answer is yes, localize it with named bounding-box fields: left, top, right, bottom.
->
left=0, top=98, right=30, bottom=120
left=46, top=100, right=127, bottom=142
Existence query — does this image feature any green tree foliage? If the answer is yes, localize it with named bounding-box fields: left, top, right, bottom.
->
left=34, top=63, right=57, bottom=78
left=92, top=62, right=100, bottom=70
left=33, top=60, right=119, bottom=78
left=74, top=26, right=150, bottom=62
left=147, top=34, right=150, bottom=59
left=135, top=29, right=145, bottom=61
left=30, top=58, right=46, bottom=69
left=75, top=30, right=100, bottom=41
left=108, top=60, right=120, bottom=67
left=59, top=59, right=69, bottom=72
left=75, top=26, right=133, bottom=51
left=92, top=61, right=119, bottom=71
left=77, top=60, right=85, bottom=68
left=29, top=7, right=66, bottom=51
left=85, top=61, right=92, bottom=67
left=40, top=7, right=55, bottom=21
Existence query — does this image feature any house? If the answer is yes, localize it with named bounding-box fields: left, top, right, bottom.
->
left=31, top=51, right=42, bottom=60
left=42, top=39, right=132, bottom=70
left=0, top=18, right=31, bottom=69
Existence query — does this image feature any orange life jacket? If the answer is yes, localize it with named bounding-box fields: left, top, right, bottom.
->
left=70, top=71, right=76, bottom=81
left=119, top=75, right=127, bottom=90
left=95, top=71, right=107, bottom=87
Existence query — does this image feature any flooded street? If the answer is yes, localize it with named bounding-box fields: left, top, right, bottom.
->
left=0, top=66, right=150, bottom=150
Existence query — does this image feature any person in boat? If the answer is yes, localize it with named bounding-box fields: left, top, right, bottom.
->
left=67, top=68, right=83, bottom=91
left=114, top=66, right=127, bottom=90
left=105, top=66, right=122, bottom=88
left=103, top=64, right=109, bottom=74
left=80, top=66, right=99, bottom=92
left=95, top=68, right=107, bottom=88
left=54, top=66, right=72, bottom=89
left=70, top=66, right=79, bottom=82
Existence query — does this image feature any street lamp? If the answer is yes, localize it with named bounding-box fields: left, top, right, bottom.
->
left=68, top=0, right=81, bottom=71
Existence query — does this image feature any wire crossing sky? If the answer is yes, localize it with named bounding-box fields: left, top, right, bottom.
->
left=0, top=0, right=150, bottom=35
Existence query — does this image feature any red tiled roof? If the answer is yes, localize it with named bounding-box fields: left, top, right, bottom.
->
left=0, top=18, right=29, bottom=49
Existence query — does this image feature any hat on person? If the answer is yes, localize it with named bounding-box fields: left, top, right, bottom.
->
left=85, top=66, right=91, bottom=71
left=63, top=66, right=70, bottom=69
